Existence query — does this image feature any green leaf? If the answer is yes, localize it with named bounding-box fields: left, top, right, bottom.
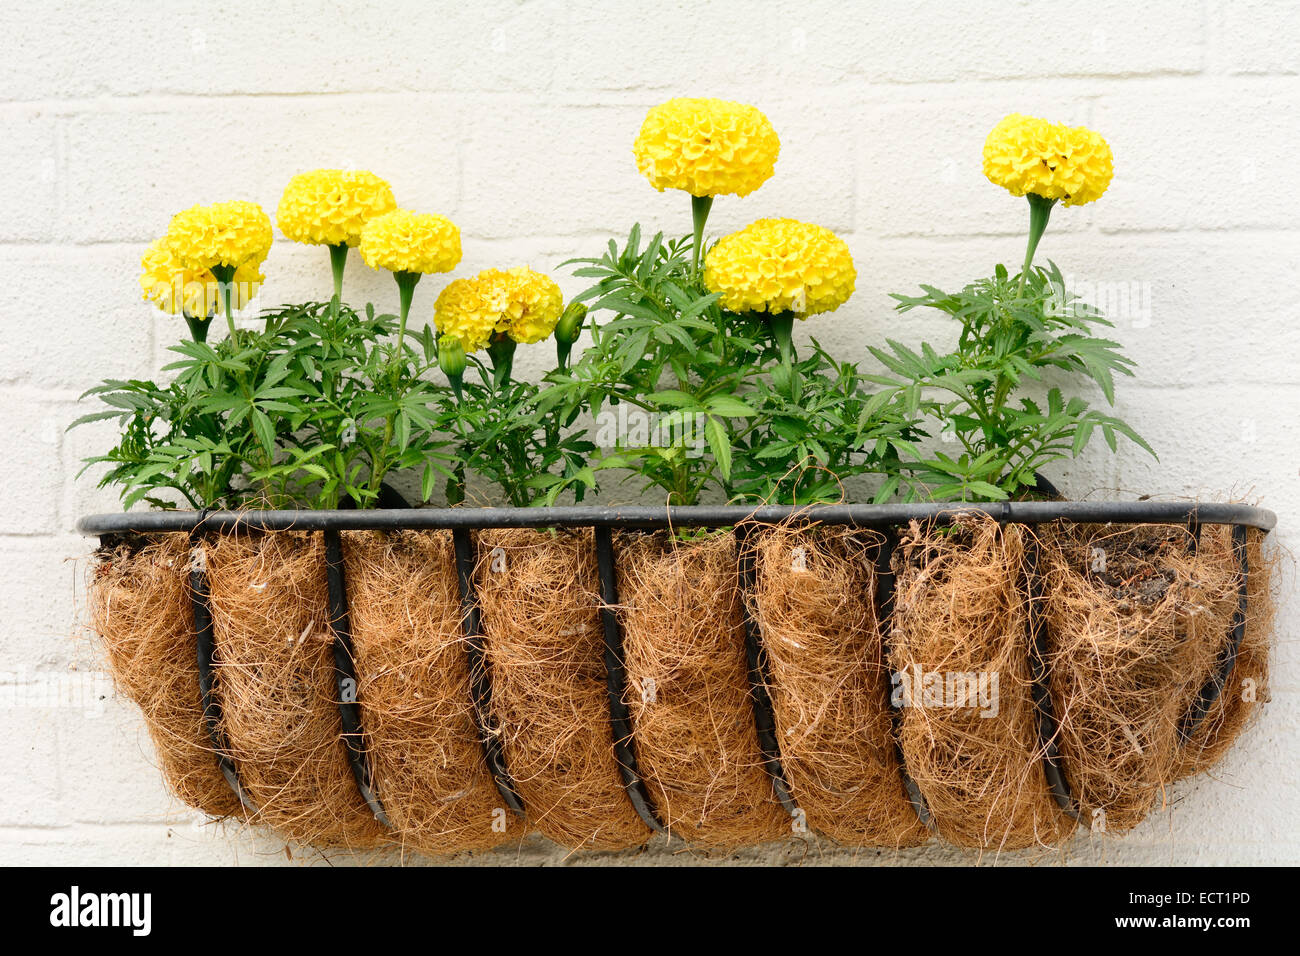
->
left=703, top=395, right=757, bottom=418
left=705, top=416, right=731, bottom=480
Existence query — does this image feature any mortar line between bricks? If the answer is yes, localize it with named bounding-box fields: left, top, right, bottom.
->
left=6, top=70, right=1300, bottom=113
left=5, top=225, right=1300, bottom=253
left=10, top=70, right=1300, bottom=111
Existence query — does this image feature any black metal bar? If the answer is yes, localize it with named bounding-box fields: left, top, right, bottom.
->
left=451, top=527, right=525, bottom=817
left=76, top=500, right=1279, bottom=537
left=185, top=530, right=256, bottom=812
left=1023, top=537, right=1081, bottom=821
left=874, top=530, right=935, bottom=833
left=734, top=525, right=799, bottom=817
left=1179, top=524, right=1252, bottom=743
left=592, top=526, right=664, bottom=833
left=323, top=529, right=391, bottom=828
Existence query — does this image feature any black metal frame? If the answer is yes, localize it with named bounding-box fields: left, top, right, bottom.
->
left=593, top=527, right=664, bottom=833
left=324, top=529, right=390, bottom=826
left=186, top=535, right=256, bottom=812
left=76, top=501, right=1277, bottom=537
left=83, top=500, right=1274, bottom=836
left=874, top=529, right=935, bottom=831
left=452, top=528, right=525, bottom=817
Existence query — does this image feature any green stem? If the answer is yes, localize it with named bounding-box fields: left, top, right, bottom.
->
left=768, top=310, right=796, bottom=367
left=209, top=264, right=237, bottom=344
left=488, top=336, right=517, bottom=392
left=691, top=194, right=714, bottom=276
left=183, top=312, right=212, bottom=343
left=1018, top=194, right=1056, bottom=294
left=392, top=270, right=420, bottom=376
left=329, top=243, right=348, bottom=301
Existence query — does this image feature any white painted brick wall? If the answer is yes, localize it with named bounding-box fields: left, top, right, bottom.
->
left=1, top=0, right=1296, bottom=865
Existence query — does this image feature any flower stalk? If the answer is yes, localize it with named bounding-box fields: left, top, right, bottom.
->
left=768, top=310, right=796, bottom=367
left=488, top=334, right=516, bottom=391
left=691, top=194, right=714, bottom=275
left=1018, top=193, right=1056, bottom=293
left=183, top=312, right=212, bottom=344
left=393, top=270, right=420, bottom=373
left=209, top=263, right=238, bottom=343
left=329, top=243, right=348, bottom=301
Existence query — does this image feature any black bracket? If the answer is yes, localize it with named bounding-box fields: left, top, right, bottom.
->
left=1023, top=537, right=1081, bottom=821
left=186, top=515, right=257, bottom=813
left=593, top=526, right=664, bottom=833
left=734, top=524, right=800, bottom=818
left=451, top=527, right=526, bottom=817
left=1179, top=523, right=1251, bottom=743
left=323, top=529, right=391, bottom=828
left=1187, top=508, right=1203, bottom=555
left=875, top=530, right=936, bottom=833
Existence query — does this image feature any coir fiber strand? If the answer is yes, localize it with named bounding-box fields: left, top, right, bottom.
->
left=890, top=515, right=1077, bottom=851
left=84, top=516, right=1274, bottom=857
left=88, top=535, right=242, bottom=820
left=344, top=530, right=522, bottom=856
left=205, top=532, right=387, bottom=849
left=752, top=525, right=928, bottom=847
left=474, top=527, right=651, bottom=850
left=615, top=531, right=790, bottom=849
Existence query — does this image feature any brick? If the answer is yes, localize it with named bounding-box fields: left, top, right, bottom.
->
left=0, top=393, right=64, bottom=534
left=0, top=536, right=93, bottom=671
left=0, top=0, right=1293, bottom=867
left=0, top=0, right=565, bottom=100
left=0, top=823, right=247, bottom=865
left=55, top=695, right=195, bottom=825
left=858, top=97, right=1099, bottom=238
left=0, top=688, right=64, bottom=827
left=456, top=102, right=649, bottom=239
left=1107, top=382, right=1300, bottom=500
left=0, top=111, right=59, bottom=241
left=553, top=0, right=1204, bottom=88
left=0, top=246, right=154, bottom=391
left=62, top=98, right=462, bottom=243
left=1219, top=0, right=1300, bottom=75
left=1094, top=88, right=1300, bottom=231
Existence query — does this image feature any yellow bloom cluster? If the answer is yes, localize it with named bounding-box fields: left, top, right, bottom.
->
left=165, top=200, right=273, bottom=271
left=359, top=209, right=462, bottom=275
left=140, top=238, right=264, bottom=317
left=276, top=169, right=397, bottom=247
left=633, top=97, right=780, bottom=198
left=704, top=218, right=856, bottom=317
left=435, top=266, right=564, bottom=351
left=982, top=113, right=1114, bottom=207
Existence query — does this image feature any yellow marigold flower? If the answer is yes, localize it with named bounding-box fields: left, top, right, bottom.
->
left=982, top=113, right=1114, bottom=207
left=433, top=278, right=498, bottom=352
left=703, top=218, right=856, bottom=317
left=165, top=200, right=273, bottom=271
left=434, top=266, right=564, bottom=351
left=359, top=209, right=462, bottom=275
left=633, top=97, right=780, bottom=198
left=139, top=238, right=264, bottom=317
left=276, top=168, right=397, bottom=247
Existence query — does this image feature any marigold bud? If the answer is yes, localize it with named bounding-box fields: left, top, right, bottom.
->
left=555, top=301, right=587, bottom=369
left=556, top=301, right=587, bottom=345
left=438, top=334, right=466, bottom=398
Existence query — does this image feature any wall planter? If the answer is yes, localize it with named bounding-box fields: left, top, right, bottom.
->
left=79, top=500, right=1276, bottom=855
